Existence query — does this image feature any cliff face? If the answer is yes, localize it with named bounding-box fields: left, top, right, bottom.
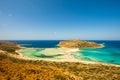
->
left=58, top=40, right=103, bottom=48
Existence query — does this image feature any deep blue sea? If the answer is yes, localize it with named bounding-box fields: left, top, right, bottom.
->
left=0, top=40, right=120, bottom=65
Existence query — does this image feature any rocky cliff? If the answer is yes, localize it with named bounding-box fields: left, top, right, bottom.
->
left=58, top=40, right=103, bottom=48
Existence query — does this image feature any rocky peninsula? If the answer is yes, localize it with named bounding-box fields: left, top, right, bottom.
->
left=58, top=40, right=103, bottom=48
left=0, top=42, right=21, bottom=54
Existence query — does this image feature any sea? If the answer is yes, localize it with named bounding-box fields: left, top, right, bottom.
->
left=0, top=40, right=120, bottom=65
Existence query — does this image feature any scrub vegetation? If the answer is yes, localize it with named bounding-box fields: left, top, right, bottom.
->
left=0, top=42, right=20, bottom=54
left=0, top=42, right=120, bottom=80
left=0, top=52, right=120, bottom=80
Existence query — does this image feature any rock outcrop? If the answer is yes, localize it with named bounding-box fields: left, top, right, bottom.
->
left=0, top=42, right=20, bottom=53
left=58, top=40, right=103, bottom=48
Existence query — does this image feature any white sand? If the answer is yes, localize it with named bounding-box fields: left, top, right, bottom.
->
left=1, top=48, right=120, bottom=67
left=16, top=48, right=80, bottom=62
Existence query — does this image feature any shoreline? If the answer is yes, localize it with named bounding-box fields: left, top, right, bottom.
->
left=3, top=47, right=119, bottom=67
left=1, top=49, right=120, bottom=80
left=0, top=41, right=119, bottom=67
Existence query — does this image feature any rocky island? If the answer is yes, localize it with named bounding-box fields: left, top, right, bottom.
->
left=58, top=40, right=103, bottom=48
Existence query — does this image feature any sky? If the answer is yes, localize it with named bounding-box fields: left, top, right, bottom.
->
left=0, top=0, right=120, bottom=40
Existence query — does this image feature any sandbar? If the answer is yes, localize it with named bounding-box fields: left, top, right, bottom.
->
left=4, top=48, right=119, bottom=67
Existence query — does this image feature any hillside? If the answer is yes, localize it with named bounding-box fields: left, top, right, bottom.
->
left=58, top=40, right=103, bottom=48
left=0, top=51, right=120, bottom=80
left=0, top=42, right=20, bottom=54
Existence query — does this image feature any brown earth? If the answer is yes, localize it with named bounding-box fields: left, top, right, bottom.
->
left=58, top=40, right=103, bottom=48
left=0, top=42, right=20, bottom=54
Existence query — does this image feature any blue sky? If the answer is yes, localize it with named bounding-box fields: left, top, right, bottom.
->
left=0, top=0, right=120, bottom=40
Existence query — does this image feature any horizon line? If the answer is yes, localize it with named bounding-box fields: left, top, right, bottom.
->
left=0, top=39, right=120, bottom=41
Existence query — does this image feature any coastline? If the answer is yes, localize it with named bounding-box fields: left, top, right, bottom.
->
left=0, top=40, right=119, bottom=67
left=1, top=49, right=120, bottom=80
left=4, top=47, right=119, bottom=67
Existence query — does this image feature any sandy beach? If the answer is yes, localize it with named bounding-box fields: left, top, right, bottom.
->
left=15, top=48, right=80, bottom=62
left=1, top=46, right=120, bottom=79
left=2, top=47, right=118, bottom=67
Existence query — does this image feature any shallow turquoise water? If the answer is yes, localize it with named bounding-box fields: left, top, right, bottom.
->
left=20, top=48, right=65, bottom=59
left=2, top=40, right=120, bottom=65
left=73, top=47, right=120, bottom=64
left=20, top=49, right=44, bottom=58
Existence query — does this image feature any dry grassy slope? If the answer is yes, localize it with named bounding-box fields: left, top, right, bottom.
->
left=58, top=40, right=102, bottom=48
left=0, top=42, right=20, bottom=54
left=0, top=52, right=120, bottom=80
left=0, top=53, right=80, bottom=80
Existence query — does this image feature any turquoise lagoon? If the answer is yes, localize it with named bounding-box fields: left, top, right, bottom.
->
left=2, top=40, right=120, bottom=65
